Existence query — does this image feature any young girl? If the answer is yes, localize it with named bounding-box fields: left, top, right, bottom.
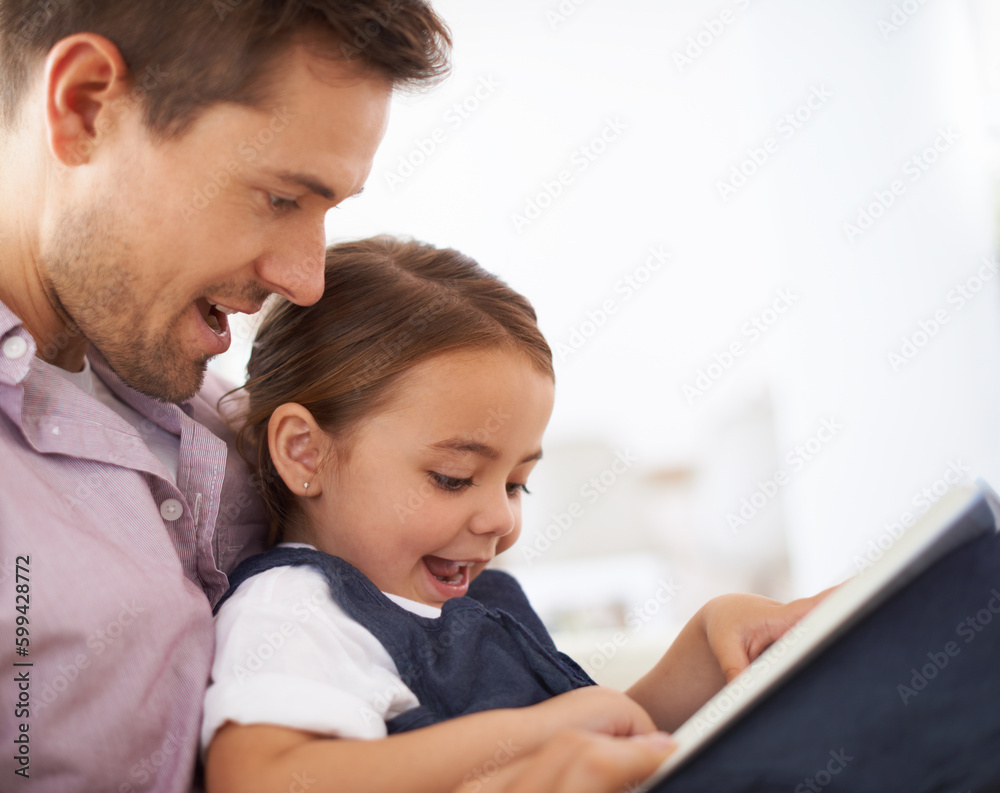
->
left=202, top=236, right=824, bottom=793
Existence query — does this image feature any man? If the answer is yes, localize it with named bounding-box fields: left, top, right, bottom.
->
left=0, top=2, right=451, bottom=789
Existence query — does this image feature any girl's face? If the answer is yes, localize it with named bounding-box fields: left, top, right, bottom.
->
left=302, top=348, right=554, bottom=608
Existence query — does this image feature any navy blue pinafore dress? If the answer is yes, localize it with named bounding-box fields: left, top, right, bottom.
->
left=214, top=546, right=595, bottom=733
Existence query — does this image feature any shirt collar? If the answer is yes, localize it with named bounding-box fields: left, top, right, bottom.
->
left=33, top=354, right=96, bottom=397
left=0, top=294, right=193, bottom=436
left=88, top=347, right=189, bottom=435
left=0, top=299, right=37, bottom=387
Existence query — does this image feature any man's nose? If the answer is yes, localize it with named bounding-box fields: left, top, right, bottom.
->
left=256, top=216, right=326, bottom=306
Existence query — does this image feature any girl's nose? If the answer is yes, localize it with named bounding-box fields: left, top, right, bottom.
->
left=467, top=487, right=516, bottom=538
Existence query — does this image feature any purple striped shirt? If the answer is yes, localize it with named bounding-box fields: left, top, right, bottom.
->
left=0, top=299, right=267, bottom=792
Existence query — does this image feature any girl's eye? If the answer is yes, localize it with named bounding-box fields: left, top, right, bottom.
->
left=429, top=472, right=474, bottom=492
left=507, top=483, right=531, bottom=497
left=268, top=194, right=300, bottom=213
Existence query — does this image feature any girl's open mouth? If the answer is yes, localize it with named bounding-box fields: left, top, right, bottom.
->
left=422, top=556, right=477, bottom=599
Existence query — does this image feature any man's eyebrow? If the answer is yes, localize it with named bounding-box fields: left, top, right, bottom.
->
left=429, top=438, right=543, bottom=465
left=267, top=170, right=364, bottom=202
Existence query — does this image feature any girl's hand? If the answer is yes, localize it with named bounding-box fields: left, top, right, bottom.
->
left=628, top=585, right=837, bottom=731
left=703, top=586, right=835, bottom=682
left=529, top=685, right=659, bottom=737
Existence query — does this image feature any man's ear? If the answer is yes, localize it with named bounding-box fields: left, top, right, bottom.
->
left=268, top=403, right=333, bottom=497
left=43, top=33, right=131, bottom=166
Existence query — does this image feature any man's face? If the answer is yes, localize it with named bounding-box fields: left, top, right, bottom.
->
left=41, top=47, right=391, bottom=402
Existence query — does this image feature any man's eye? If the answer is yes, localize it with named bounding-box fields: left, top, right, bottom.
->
left=507, top=483, right=531, bottom=497
left=429, top=472, right=474, bottom=492
left=268, top=194, right=300, bottom=213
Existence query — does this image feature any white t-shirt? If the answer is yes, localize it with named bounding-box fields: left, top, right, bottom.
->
left=201, top=543, right=440, bottom=755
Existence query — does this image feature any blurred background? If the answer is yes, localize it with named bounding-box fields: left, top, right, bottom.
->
left=210, top=0, right=1000, bottom=686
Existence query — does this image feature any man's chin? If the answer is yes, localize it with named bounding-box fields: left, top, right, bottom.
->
left=102, top=351, right=211, bottom=405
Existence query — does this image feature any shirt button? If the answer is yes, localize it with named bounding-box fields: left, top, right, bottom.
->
left=2, top=336, right=28, bottom=360
left=160, top=498, right=184, bottom=521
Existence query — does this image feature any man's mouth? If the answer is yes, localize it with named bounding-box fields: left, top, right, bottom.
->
left=196, top=298, right=239, bottom=336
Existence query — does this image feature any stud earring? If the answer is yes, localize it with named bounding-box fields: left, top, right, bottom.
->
left=303, top=482, right=310, bottom=490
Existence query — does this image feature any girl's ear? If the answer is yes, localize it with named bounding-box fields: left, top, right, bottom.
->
left=267, top=404, right=332, bottom=497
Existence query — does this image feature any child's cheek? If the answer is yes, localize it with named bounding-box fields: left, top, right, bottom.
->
left=495, top=530, right=520, bottom=557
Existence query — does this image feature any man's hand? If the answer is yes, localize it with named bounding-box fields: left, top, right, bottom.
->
left=454, top=730, right=676, bottom=793
left=528, top=686, right=659, bottom=738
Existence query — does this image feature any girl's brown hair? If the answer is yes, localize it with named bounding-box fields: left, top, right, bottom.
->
left=234, top=235, right=553, bottom=542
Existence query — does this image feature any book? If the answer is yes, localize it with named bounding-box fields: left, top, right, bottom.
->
left=640, top=479, right=1000, bottom=790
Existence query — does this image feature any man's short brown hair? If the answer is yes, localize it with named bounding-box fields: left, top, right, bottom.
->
left=0, top=0, right=451, bottom=137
